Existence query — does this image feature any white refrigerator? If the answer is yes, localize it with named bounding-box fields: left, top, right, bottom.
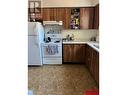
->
left=28, top=22, right=44, bottom=65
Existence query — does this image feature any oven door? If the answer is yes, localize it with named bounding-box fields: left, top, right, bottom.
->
left=42, top=44, right=62, bottom=58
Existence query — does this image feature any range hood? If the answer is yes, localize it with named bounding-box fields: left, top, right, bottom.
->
left=43, top=21, right=63, bottom=25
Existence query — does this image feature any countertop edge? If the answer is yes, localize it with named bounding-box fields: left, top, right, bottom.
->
left=62, top=41, right=99, bottom=52
left=86, top=43, right=99, bottom=52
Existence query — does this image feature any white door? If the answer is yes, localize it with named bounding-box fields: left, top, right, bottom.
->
left=28, top=36, right=42, bottom=65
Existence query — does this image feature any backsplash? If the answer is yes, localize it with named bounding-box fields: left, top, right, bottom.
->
left=62, top=29, right=99, bottom=41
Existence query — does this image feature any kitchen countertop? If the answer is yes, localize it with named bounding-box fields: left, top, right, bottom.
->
left=62, top=39, right=99, bottom=52
left=87, top=42, right=99, bottom=52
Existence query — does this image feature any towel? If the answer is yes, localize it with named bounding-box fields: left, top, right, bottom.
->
left=46, top=44, right=59, bottom=55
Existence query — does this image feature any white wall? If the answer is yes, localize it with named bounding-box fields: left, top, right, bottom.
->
left=62, top=29, right=99, bottom=41
left=92, top=0, right=99, bottom=6
left=28, top=0, right=99, bottom=8
left=43, top=0, right=93, bottom=7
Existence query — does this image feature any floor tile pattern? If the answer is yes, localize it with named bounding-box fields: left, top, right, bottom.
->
left=28, top=64, right=98, bottom=95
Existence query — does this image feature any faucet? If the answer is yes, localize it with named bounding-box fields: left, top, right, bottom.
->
left=66, top=34, right=75, bottom=41
left=66, top=34, right=70, bottom=41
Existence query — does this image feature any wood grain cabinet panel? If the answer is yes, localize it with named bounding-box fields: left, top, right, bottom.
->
left=80, top=8, right=94, bottom=29
left=29, top=6, right=99, bottom=29
left=85, top=44, right=92, bottom=69
left=63, top=44, right=85, bottom=63
left=64, top=8, right=71, bottom=29
left=56, top=8, right=65, bottom=21
left=63, top=44, right=99, bottom=84
left=93, top=4, right=99, bottom=29
left=63, top=44, right=73, bottom=62
left=56, top=8, right=71, bottom=29
left=42, top=8, right=50, bottom=21
left=90, top=49, right=96, bottom=78
left=73, top=44, right=85, bottom=63
left=91, top=49, right=99, bottom=84
left=94, top=52, right=99, bottom=84
left=85, top=44, right=99, bottom=84
left=42, top=8, right=71, bottom=29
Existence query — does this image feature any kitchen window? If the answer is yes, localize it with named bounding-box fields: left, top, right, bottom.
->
left=28, top=1, right=41, bottom=21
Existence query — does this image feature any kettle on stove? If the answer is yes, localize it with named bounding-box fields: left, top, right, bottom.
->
left=44, top=37, right=51, bottom=42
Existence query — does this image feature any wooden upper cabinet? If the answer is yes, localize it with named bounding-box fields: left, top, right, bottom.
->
left=42, top=8, right=57, bottom=21
left=80, top=8, right=94, bottom=29
left=41, top=6, right=99, bottom=29
left=63, top=8, right=71, bottom=29
left=94, top=4, right=99, bottom=29
left=42, top=8, right=71, bottom=29
left=42, top=8, right=50, bottom=20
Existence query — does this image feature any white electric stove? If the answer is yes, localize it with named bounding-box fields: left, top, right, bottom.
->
left=42, top=21, right=63, bottom=64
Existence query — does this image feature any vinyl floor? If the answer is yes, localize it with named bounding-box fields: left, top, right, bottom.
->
left=28, top=64, right=98, bottom=95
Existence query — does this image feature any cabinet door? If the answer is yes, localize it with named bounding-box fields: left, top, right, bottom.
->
left=42, top=8, right=50, bottom=21
left=81, top=44, right=85, bottom=63
left=88, top=47, right=94, bottom=75
left=48, top=8, right=55, bottom=20
left=91, top=49, right=99, bottom=84
left=94, top=52, right=99, bottom=84
left=56, top=8, right=64, bottom=21
left=63, top=44, right=85, bottom=63
left=57, top=8, right=71, bottom=29
left=90, top=48, right=96, bottom=77
left=85, top=45, right=88, bottom=67
left=42, top=8, right=71, bottom=29
left=85, top=45, right=91, bottom=69
left=63, top=44, right=73, bottom=62
left=42, top=8, right=57, bottom=21
left=73, top=44, right=85, bottom=63
left=94, top=4, right=99, bottom=29
left=80, top=8, right=94, bottom=29
left=63, top=8, right=71, bottom=29
left=85, top=45, right=99, bottom=84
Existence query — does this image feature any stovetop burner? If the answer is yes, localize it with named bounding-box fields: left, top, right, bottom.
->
left=54, top=40, right=60, bottom=43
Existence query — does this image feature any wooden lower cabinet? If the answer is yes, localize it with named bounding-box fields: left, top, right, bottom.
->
left=85, top=44, right=99, bottom=84
left=94, top=52, right=99, bottom=84
left=63, top=44, right=99, bottom=84
left=85, top=44, right=92, bottom=69
left=73, top=44, right=85, bottom=63
left=63, top=44, right=73, bottom=62
left=63, top=44, right=85, bottom=63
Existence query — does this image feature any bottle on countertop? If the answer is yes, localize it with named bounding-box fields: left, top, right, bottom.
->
left=71, top=34, right=74, bottom=40
left=66, top=34, right=70, bottom=41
